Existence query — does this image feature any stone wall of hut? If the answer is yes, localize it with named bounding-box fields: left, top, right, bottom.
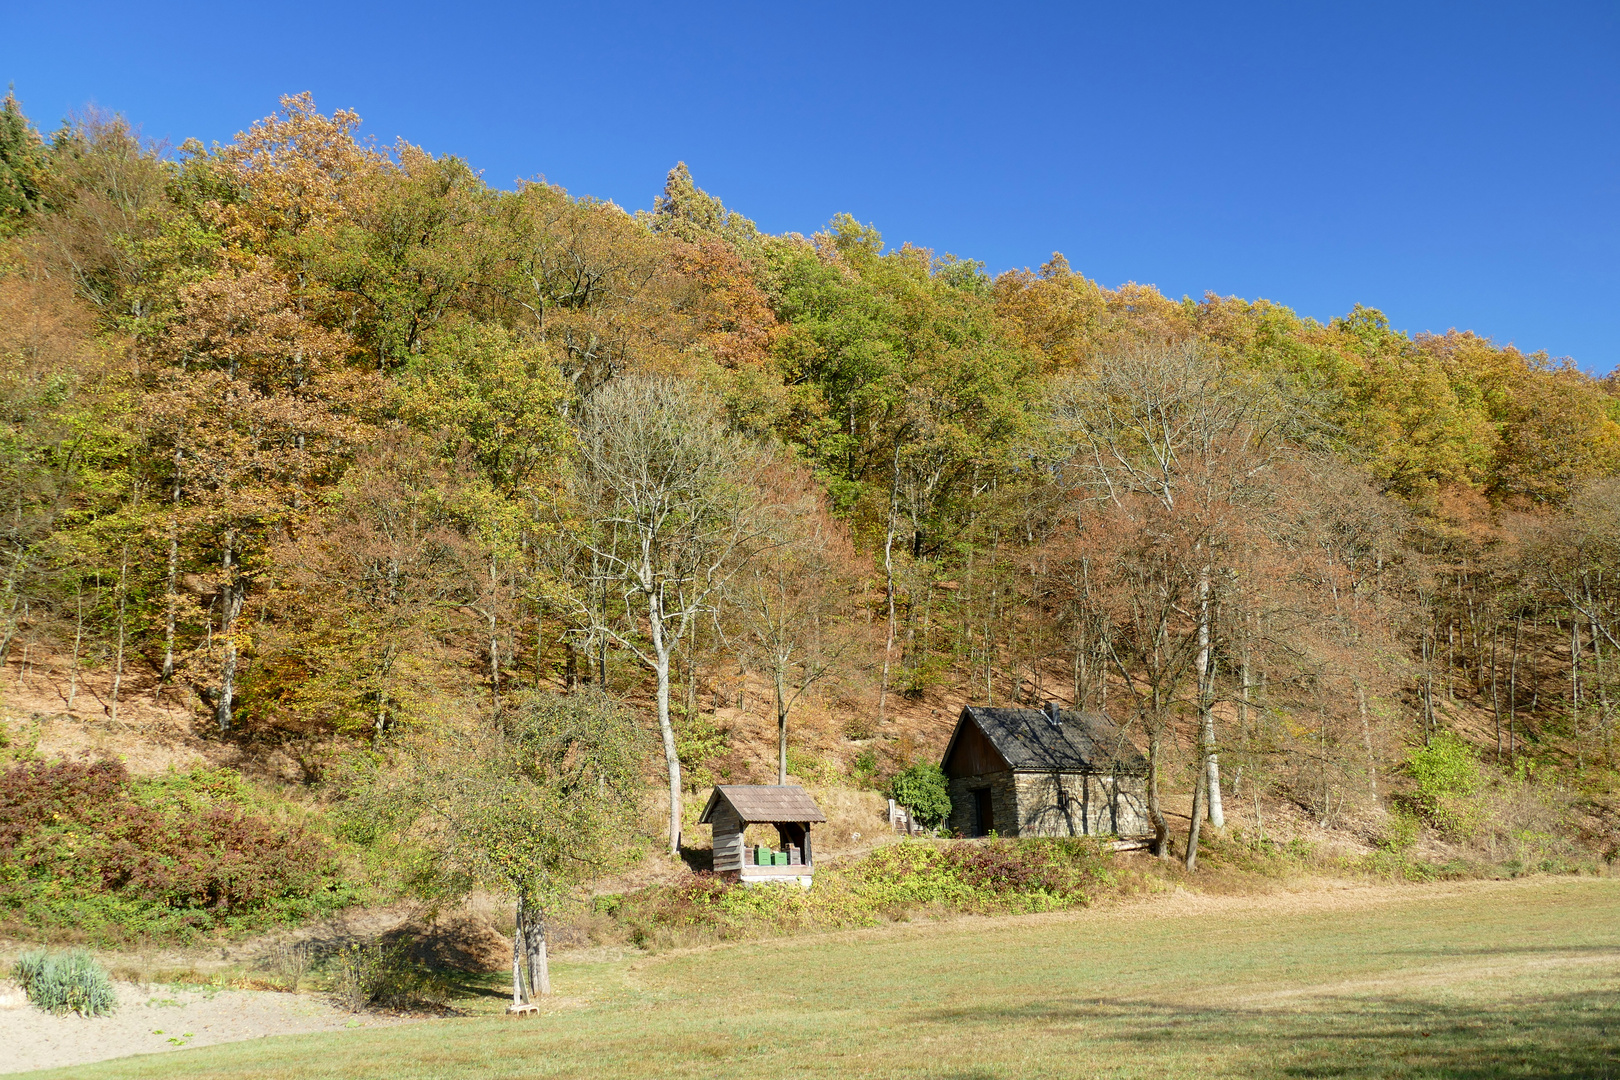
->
left=1013, top=772, right=1149, bottom=837
left=948, top=771, right=1149, bottom=838
left=946, top=770, right=1018, bottom=837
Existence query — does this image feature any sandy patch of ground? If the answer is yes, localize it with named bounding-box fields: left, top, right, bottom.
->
left=0, top=979, right=419, bottom=1075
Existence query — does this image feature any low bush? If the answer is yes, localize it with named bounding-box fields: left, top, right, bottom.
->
left=1404, top=735, right=1483, bottom=836
left=326, top=942, right=447, bottom=1012
left=1160, top=827, right=1320, bottom=877
left=606, top=837, right=1115, bottom=947
left=785, top=747, right=835, bottom=785
left=851, top=748, right=878, bottom=786
left=1394, top=738, right=1582, bottom=867
left=0, top=758, right=357, bottom=943
left=12, top=949, right=116, bottom=1016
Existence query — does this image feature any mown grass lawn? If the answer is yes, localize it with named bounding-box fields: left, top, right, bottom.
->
left=50, top=877, right=1620, bottom=1080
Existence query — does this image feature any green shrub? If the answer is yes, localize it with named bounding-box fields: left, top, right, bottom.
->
left=888, top=762, right=951, bottom=829
left=1359, top=850, right=1442, bottom=882
left=898, top=653, right=951, bottom=698
left=785, top=747, right=833, bottom=784
left=1378, top=811, right=1420, bottom=853
left=1405, top=735, right=1483, bottom=836
left=12, top=949, right=116, bottom=1016
left=851, top=748, right=878, bottom=786
left=326, top=942, right=446, bottom=1012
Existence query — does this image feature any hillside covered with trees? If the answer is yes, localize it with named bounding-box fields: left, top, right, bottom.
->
left=2, top=90, right=1618, bottom=903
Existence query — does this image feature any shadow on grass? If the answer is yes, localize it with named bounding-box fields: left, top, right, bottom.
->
left=916, top=990, right=1620, bottom=1079
left=439, top=969, right=509, bottom=1003
left=1379, top=945, right=1620, bottom=959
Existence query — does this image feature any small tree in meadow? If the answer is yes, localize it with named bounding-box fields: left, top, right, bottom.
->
left=362, top=690, right=645, bottom=1003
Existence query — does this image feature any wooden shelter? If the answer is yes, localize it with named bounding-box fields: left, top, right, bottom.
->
left=940, top=703, right=1150, bottom=838
left=699, top=785, right=826, bottom=887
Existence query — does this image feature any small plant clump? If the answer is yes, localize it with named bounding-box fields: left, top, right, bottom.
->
left=326, top=943, right=447, bottom=1013
left=12, top=949, right=117, bottom=1016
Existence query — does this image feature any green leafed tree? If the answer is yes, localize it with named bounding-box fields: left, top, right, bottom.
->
left=0, top=91, right=50, bottom=235
left=888, top=761, right=952, bottom=831
left=649, top=162, right=762, bottom=256
left=353, top=689, right=645, bottom=1003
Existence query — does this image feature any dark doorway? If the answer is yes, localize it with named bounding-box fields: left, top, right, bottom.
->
left=971, top=788, right=994, bottom=837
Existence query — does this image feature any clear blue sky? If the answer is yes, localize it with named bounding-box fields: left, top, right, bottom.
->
left=6, top=1, right=1616, bottom=374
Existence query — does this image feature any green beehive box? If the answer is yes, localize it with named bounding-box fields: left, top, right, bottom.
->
left=772, top=851, right=788, bottom=866
left=755, top=845, right=768, bottom=866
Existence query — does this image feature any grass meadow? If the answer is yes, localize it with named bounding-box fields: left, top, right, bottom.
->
left=44, top=877, right=1620, bottom=1080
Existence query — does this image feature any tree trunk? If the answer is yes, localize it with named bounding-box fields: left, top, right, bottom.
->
left=110, top=544, right=128, bottom=725
left=684, top=617, right=698, bottom=721
left=1490, top=627, right=1501, bottom=763
left=650, top=588, right=682, bottom=856
left=510, top=918, right=525, bottom=1006
left=1147, top=729, right=1169, bottom=860
left=521, top=898, right=550, bottom=997
left=776, top=667, right=789, bottom=785
left=878, top=443, right=902, bottom=724
left=1572, top=616, right=1583, bottom=770
left=161, top=517, right=179, bottom=682
left=216, top=534, right=243, bottom=734
left=161, top=463, right=181, bottom=683
left=1239, top=647, right=1251, bottom=737
left=1355, top=679, right=1377, bottom=796
left=68, top=588, right=82, bottom=710
left=1422, top=627, right=1435, bottom=745
left=1195, top=571, right=1223, bottom=827
left=488, top=554, right=502, bottom=708
left=1585, top=576, right=1611, bottom=752
left=1185, top=755, right=1205, bottom=871
left=1508, top=611, right=1522, bottom=763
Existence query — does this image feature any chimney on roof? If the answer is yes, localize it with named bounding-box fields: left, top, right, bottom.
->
left=1043, top=701, right=1062, bottom=728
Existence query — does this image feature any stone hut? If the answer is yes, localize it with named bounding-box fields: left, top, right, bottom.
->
left=940, top=703, right=1150, bottom=838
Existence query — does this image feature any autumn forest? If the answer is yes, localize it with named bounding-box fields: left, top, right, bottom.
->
left=2, top=90, right=1619, bottom=883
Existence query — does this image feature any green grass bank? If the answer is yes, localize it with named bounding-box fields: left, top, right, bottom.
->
left=40, top=876, right=1620, bottom=1080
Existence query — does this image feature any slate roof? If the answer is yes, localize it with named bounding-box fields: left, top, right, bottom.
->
left=947, top=706, right=1149, bottom=776
left=698, top=785, right=828, bottom=824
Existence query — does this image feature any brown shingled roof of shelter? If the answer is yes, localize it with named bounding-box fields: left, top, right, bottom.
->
left=698, top=785, right=827, bottom=824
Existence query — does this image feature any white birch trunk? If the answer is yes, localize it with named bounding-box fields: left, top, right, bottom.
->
left=111, top=544, right=128, bottom=725
left=161, top=462, right=180, bottom=682
left=216, top=534, right=244, bottom=734
left=1195, top=568, right=1224, bottom=827
left=650, top=586, right=682, bottom=856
